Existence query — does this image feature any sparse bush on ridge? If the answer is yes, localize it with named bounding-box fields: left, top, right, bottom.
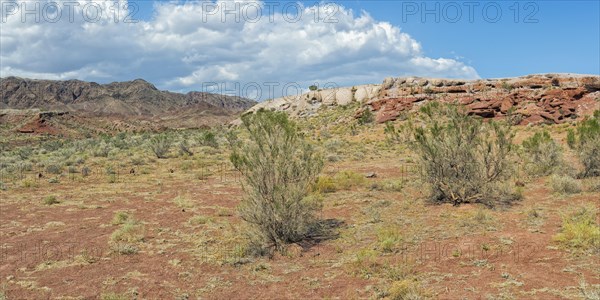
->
left=410, top=102, right=517, bottom=206
left=230, top=109, right=324, bottom=254
left=522, top=130, right=563, bottom=176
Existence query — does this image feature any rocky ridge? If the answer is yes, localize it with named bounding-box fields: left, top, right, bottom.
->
left=245, top=74, right=600, bottom=125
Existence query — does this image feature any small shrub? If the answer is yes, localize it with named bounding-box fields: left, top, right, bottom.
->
left=188, top=215, right=212, bottom=225
left=326, top=154, right=340, bottom=162
left=357, top=108, right=374, bottom=125
left=333, top=170, right=365, bottom=190
left=173, top=195, right=193, bottom=209
left=110, top=220, right=145, bottom=243
left=93, top=145, right=111, bottom=157
left=100, top=292, right=130, bottom=300
left=45, top=164, right=62, bottom=175
left=43, top=196, right=60, bottom=205
left=112, top=211, right=130, bottom=225
left=81, top=166, right=91, bottom=177
left=411, top=103, right=516, bottom=206
left=554, top=205, right=600, bottom=254
left=377, top=226, right=403, bottom=253
left=130, top=157, right=145, bottom=166
left=388, top=279, right=426, bottom=300
left=549, top=174, right=582, bottom=194
left=315, top=176, right=337, bottom=193
left=217, top=208, right=233, bottom=217
left=370, top=179, right=404, bottom=192
left=384, top=122, right=401, bottom=143
left=569, top=113, right=600, bottom=177
left=351, top=249, right=380, bottom=278
left=149, top=134, right=172, bottom=159
left=578, top=278, right=600, bottom=300
left=179, top=139, right=193, bottom=156
left=522, top=131, right=563, bottom=176
left=199, top=130, right=219, bottom=148
left=107, top=174, right=117, bottom=183
left=567, top=129, right=576, bottom=149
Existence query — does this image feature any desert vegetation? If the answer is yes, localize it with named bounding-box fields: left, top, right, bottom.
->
left=410, top=102, right=517, bottom=206
left=0, top=104, right=598, bottom=299
left=230, top=109, right=324, bottom=254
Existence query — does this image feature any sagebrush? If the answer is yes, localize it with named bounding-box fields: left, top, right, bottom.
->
left=411, top=102, right=517, bottom=206
left=230, top=109, right=324, bottom=253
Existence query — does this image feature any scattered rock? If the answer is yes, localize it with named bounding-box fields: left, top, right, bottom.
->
left=365, top=172, right=377, bottom=178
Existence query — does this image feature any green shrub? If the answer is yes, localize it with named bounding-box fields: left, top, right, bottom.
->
left=333, top=170, right=365, bottom=190
left=549, top=174, right=582, bottom=194
left=554, top=205, right=600, bottom=254
left=377, top=226, right=403, bottom=253
left=230, top=109, right=324, bottom=253
left=567, top=129, right=576, bottom=149
left=110, top=218, right=145, bottom=255
left=45, top=164, right=62, bottom=174
left=315, top=176, right=337, bottom=193
left=178, top=139, right=193, bottom=156
left=357, top=107, right=374, bottom=125
left=369, top=179, right=405, bottom=192
left=188, top=215, right=212, bottom=225
left=149, top=134, right=172, bottom=159
left=411, top=103, right=517, bottom=206
left=43, top=196, right=60, bottom=205
left=522, top=130, right=563, bottom=176
left=569, top=113, right=600, bottom=177
left=81, top=166, right=91, bottom=177
left=388, top=279, right=427, bottom=300
left=111, top=211, right=130, bottom=225
left=199, top=130, right=219, bottom=148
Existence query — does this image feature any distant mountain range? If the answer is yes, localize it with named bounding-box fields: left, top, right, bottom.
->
left=0, top=77, right=257, bottom=136
left=0, top=77, right=256, bottom=116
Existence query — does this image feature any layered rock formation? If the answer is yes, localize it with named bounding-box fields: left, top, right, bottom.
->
left=243, top=74, right=600, bottom=125
left=372, top=74, right=599, bottom=125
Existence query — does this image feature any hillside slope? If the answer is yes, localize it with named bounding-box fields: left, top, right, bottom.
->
left=0, top=77, right=257, bottom=135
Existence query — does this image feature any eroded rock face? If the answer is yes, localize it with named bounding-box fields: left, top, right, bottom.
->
left=239, top=74, right=599, bottom=126
left=366, top=74, right=600, bottom=124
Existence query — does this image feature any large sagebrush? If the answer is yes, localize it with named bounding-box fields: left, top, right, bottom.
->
left=411, top=102, right=517, bottom=206
left=230, top=109, right=324, bottom=253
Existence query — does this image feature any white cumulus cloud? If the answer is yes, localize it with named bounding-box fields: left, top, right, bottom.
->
left=0, top=0, right=479, bottom=100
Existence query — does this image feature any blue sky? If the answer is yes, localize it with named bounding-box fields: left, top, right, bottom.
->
left=131, top=0, right=600, bottom=78
left=1, top=0, right=598, bottom=99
